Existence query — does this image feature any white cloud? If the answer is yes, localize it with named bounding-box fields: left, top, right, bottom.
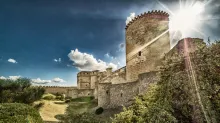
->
left=104, top=53, right=115, bottom=59
left=0, top=76, right=21, bottom=80
left=52, top=78, right=65, bottom=83
left=54, top=58, right=61, bottom=62
left=9, top=76, right=21, bottom=80
left=68, top=49, right=118, bottom=71
left=31, top=78, right=52, bottom=84
left=31, top=77, right=66, bottom=84
left=8, top=58, right=17, bottom=63
left=0, top=75, right=66, bottom=84
left=105, top=53, right=110, bottom=58
left=0, top=76, right=6, bottom=80
left=108, top=63, right=117, bottom=71
left=126, top=12, right=135, bottom=25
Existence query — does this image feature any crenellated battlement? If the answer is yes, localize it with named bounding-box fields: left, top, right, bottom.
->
left=36, top=85, right=77, bottom=88
left=125, top=10, right=169, bottom=30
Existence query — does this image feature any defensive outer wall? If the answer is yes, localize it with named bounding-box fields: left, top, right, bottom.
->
left=38, top=10, right=206, bottom=109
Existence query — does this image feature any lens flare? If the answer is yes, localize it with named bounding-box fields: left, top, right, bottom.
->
left=170, top=1, right=205, bottom=35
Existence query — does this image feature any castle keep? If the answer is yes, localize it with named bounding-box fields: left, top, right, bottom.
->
left=43, top=10, right=205, bottom=109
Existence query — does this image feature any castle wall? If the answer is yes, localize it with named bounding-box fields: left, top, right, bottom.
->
left=98, top=83, right=111, bottom=108
left=77, top=74, right=91, bottom=89
left=77, top=89, right=94, bottom=97
left=42, top=86, right=76, bottom=95
left=67, top=89, right=79, bottom=98
left=138, top=71, right=159, bottom=95
left=66, top=89, right=94, bottom=98
left=126, top=11, right=170, bottom=82
left=101, top=67, right=126, bottom=84
left=91, top=75, right=97, bottom=89
left=108, top=81, right=139, bottom=108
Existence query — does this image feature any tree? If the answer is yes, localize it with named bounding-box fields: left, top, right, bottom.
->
left=0, top=78, right=45, bottom=104
left=113, top=40, right=220, bottom=123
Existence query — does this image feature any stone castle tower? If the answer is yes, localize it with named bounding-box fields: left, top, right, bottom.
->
left=126, top=10, right=170, bottom=82
left=41, top=10, right=207, bottom=109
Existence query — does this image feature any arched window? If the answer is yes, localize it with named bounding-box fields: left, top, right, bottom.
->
left=121, top=93, right=123, bottom=97
left=106, top=90, right=109, bottom=95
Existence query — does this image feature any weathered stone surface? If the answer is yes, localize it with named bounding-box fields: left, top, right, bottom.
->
left=41, top=10, right=205, bottom=109
left=126, top=14, right=170, bottom=82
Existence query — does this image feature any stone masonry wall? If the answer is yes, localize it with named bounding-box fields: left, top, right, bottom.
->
left=66, top=89, right=94, bottom=98
left=101, top=67, right=126, bottom=84
left=42, top=86, right=76, bottom=95
left=98, top=83, right=111, bottom=108
left=126, top=11, right=170, bottom=82
left=138, top=71, right=159, bottom=95
left=108, top=81, right=139, bottom=108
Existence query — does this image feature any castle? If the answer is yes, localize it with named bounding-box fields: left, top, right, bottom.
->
left=42, top=10, right=205, bottom=109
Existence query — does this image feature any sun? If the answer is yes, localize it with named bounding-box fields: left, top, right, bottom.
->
left=170, top=1, right=205, bottom=35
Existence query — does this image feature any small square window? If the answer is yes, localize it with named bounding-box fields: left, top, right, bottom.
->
left=138, top=51, right=141, bottom=56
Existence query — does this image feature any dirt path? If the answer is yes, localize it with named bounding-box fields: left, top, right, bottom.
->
left=39, top=100, right=68, bottom=122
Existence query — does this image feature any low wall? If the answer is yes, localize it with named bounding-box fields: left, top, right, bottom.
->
left=67, top=89, right=94, bottom=98
left=41, top=86, right=76, bottom=95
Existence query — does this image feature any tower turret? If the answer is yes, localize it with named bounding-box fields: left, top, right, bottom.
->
left=126, top=10, right=170, bottom=82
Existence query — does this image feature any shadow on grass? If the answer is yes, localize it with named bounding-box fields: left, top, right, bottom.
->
left=44, top=121, right=59, bottom=123
left=53, top=101, right=66, bottom=105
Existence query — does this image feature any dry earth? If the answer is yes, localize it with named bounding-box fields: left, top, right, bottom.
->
left=39, top=100, right=68, bottom=122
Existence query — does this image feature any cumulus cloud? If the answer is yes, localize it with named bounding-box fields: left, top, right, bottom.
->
left=31, top=77, right=66, bottom=84
left=0, top=76, right=6, bottom=80
left=54, top=58, right=61, bottom=62
left=104, top=53, right=115, bottom=60
left=105, top=53, right=110, bottom=58
left=68, top=49, right=118, bottom=71
left=31, top=78, right=52, bottom=84
left=8, top=58, right=17, bottom=63
left=126, top=12, right=135, bottom=25
left=52, top=77, right=65, bottom=83
left=9, top=76, right=21, bottom=80
left=0, top=76, right=21, bottom=80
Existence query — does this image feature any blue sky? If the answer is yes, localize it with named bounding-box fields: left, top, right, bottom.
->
left=0, top=0, right=220, bottom=86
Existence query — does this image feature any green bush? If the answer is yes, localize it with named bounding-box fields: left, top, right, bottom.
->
left=42, top=93, right=56, bottom=100
left=33, top=102, right=45, bottom=110
left=0, top=78, right=45, bottom=104
left=65, top=96, right=72, bottom=100
left=95, top=107, right=104, bottom=115
left=62, top=112, right=100, bottom=123
left=0, top=103, right=43, bottom=123
left=55, top=92, right=65, bottom=100
left=113, top=41, right=220, bottom=123
left=65, top=99, right=71, bottom=103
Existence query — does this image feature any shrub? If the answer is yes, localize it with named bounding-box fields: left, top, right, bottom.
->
left=95, top=107, right=104, bottom=115
left=65, top=99, right=71, bottom=103
left=65, top=96, right=72, bottom=100
left=33, top=102, right=45, bottom=110
left=0, top=103, right=43, bottom=123
left=56, top=96, right=62, bottom=100
left=63, top=112, right=100, bottom=123
left=0, top=78, right=45, bottom=104
left=42, top=93, right=56, bottom=100
left=55, top=92, right=65, bottom=100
